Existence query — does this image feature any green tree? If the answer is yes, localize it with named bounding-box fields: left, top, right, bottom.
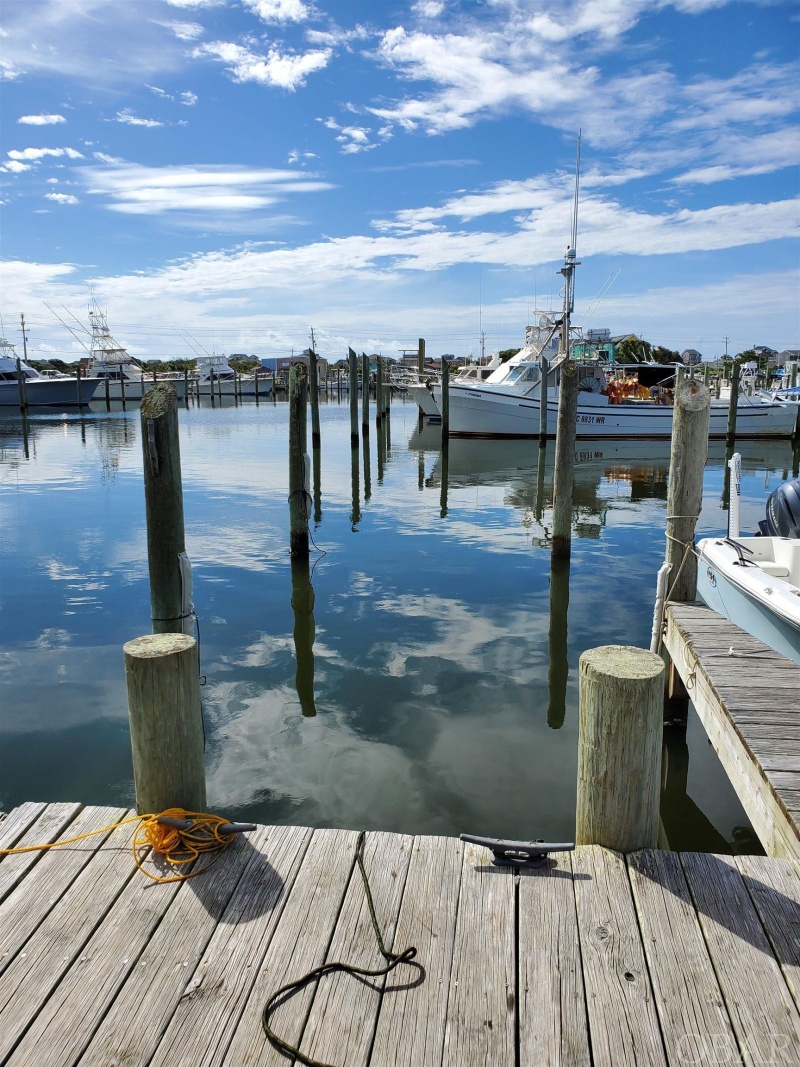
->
left=498, top=348, right=519, bottom=364
left=615, top=336, right=652, bottom=363
left=651, top=345, right=681, bottom=365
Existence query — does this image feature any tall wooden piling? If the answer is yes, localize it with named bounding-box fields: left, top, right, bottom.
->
left=441, top=357, right=450, bottom=438
left=418, top=337, right=425, bottom=380
left=140, top=384, right=192, bottom=636
left=576, top=645, right=665, bottom=851
left=309, top=345, right=321, bottom=448
left=551, top=359, right=579, bottom=557
left=361, top=353, right=369, bottom=430
left=665, top=377, right=710, bottom=602
left=289, top=362, right=309, bottom=558
left=124, top=633, right=206, bottom=814
left=375, top=358, right=384, bottom=424
left=15, top=358, right=28, bottom=412
left=538, top=356, right=548, bottom=444
left=348, top=347, right=359, bottom=445
left=184, top=368, right=190, bottom=405
left=726, top=363, right=739, bottom=448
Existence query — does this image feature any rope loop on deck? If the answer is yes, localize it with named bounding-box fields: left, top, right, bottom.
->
left=261, top=830, right=418, bottom=1067
left=0, top=808, right=236, bottom=883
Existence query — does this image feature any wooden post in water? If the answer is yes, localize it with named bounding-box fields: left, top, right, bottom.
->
left=538, top=356, right=548, bottom=444
left=289, top=362, right=309, bottom=558
left=440, top=357, right=450, bottom=439
left=375, top=358, right=384, bottom=425
left=184, top=368, right=190, bottom=406
left=725, top=363, right=739, bottom=448
left=348, top=347, right=359, bottom=446
left=715, top=375, right=721, bottom=400
left=76, top=363, right=83, bottom=407
left=361, top=353, right=369, bottom=430
left=418, top=337, right=425, bottom=380
left=309, top=346, right=321, bottom=448
left=124, top=633, right=206, bottom=814
left=15, top=358, right=28, bottom=412
left=140, top=384, right=193, bottom=636
left=576, top=645, right=665, bottom=851
left=666, top=376, right=710, bottom=603
left=551, top=359, right=579, bottom=558
left=120, top=368, right=127, bottom=410
left=104, top=376, right=111, bottom=410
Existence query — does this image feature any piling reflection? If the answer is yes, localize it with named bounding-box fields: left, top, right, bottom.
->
left=535, top=444, right=547, bottom=523
left=547, top=555, right=570, bottom=730
left=660, top=724, right=733, bottom=853
left=439, top=437, right=449, bottom=518
left=350, top=444, right=361, bottom=529
left=312, top=445, right=322, bottom=526
left=377, top=417, right=386, bottom=485
left=290, top=556, right=317, bottom=717
left=362, top=429, right=371, bottom=502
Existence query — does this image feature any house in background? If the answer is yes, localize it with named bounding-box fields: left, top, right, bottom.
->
left=681, top=349, right=703, bottom=365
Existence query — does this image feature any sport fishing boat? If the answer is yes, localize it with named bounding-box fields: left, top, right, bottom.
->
left=0, top=338, right=101, bottom=407
left=86, top=302, right=187, bottom=400
left=696, top=454, right=800, bottom=665
left=193, top=355, right=271, bottom=396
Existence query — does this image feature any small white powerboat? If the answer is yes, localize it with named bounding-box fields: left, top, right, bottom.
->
left=696, top=455, right=800, bottom=665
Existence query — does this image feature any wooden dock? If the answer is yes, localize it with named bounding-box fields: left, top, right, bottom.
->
left=664, top=601, right=800, bottom=863
left=1, top=802, right=799, bottom=1066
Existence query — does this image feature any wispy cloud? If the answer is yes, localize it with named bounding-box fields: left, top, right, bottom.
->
left=195, top=40, right=331, bottom=90
left=79, top=159, right=334, bottom=217
left=114, top=109, right=164, bottom=128
left=18, top=113, right=66, bottom=125
left=152, top=19, right=205, bottom=41
left=45, top=192, right=79, bottom=205
left=7, top=146, right=84, bottom=161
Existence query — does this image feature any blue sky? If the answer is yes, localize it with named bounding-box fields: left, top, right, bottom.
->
left=1, top=0, right=798, bottom=364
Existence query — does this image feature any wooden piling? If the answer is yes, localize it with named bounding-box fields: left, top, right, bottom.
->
left=726, top=363, right=739, bottom=448
left=576, top=645, right=665, bottom=851
left=184, top=368, right=190, bottom=405
left=375, top=358, right=383, bottom=424
left=551, top=359, right=578, bottom=558
left=361, top=353, right=369, bottom=430
left=309, top=348, right=321, bottom=448
left=418, top=337, right=425, bottom=380
left=104, top=376, right=111, bottom=411
left=665, top=377, right=710, bottom=602
left=140, top=384, right=192, bottom=636
left=120, top=369, right=126, bottom=410
left=441, top=357, right=450, bottom=438
left=348, top=347, right=359, bottom=445
left=15, top=358, right=28, bottom=412
left=124, top=632, right=206, bottom=814
left=289, top=363, right=309, bottom=558
left=76, top=364, right=83, bottom=407
left=538, top=355, right=548, bottom=444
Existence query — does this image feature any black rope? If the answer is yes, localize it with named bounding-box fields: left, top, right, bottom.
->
left=261, top=830, right=418, bottom=1067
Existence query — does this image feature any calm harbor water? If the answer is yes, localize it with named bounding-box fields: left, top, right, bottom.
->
left=1, top=394, right=797, bottom=852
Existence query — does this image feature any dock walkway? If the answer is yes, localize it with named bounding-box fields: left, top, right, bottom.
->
left=1, top=802, right=799, bottom=1066
left=664, top=601, right=800, bottom=863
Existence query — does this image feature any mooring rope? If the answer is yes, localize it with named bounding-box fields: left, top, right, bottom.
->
left=0, top=808, right=236, bottom=883
left=261, top=830, right=418, bottom=1067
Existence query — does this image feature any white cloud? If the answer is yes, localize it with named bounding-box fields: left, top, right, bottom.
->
left=195, top=40, right=331, bottom=90
left=413, top=1, right=445, bottom=16
left=18, top=113, right=66, bottom=125
left=180, top=90, right=198, bottom=105
left=45, top=192, right=79, bottom=205
left=78, top=160, right=334, bottom=216
left=243, top=0, right=312, bottom=24
left=165, top=0, right=225, bottom=6
left=7, top=146, right=84, bottom=161
left=288, top=149, right=318, bottom=164
left=0, top=160, right=32, bottom=173
left=115, top=109, right=164, bottom=128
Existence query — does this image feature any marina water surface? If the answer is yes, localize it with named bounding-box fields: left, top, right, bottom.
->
left=2, top=395, right=797, bottom=852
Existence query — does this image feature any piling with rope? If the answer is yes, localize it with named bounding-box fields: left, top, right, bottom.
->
left=664, top=376, right=710, bottom=604
left=576, top=645, right=665, bottom=851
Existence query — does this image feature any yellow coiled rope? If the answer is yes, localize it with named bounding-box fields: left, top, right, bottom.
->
left=0, top=808, right=236, bottom=883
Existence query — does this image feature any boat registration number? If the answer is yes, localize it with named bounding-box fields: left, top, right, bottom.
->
left=578, top=414, right=606, bottom=425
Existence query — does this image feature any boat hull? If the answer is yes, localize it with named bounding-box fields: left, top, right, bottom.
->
left=408, top=383, right=441, bottom=417
left=443, top=384, right=797, bottom=438
left=95, top=378, right=188, bottom=400
left=0, top=377, right=102, bottom=407
left=196, top=378, right=271, bottom=396
left=696, top=538, right=800, bottom=665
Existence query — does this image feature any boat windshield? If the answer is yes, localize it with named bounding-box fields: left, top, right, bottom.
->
left=503, top=364, right=539, bottom=384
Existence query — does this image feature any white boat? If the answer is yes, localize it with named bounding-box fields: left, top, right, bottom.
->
left=194, top=355, right=271, bottom=396
left=408, top=350, right=515, bottom=419
left=696, top=456, right=800, bottom=665
left=87, top=303, right=187, bottom=400
left=0, top=338, right=101, bottom=407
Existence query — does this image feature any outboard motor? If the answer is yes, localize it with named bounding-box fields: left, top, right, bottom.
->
left=759, top=478, right=800, bottom=537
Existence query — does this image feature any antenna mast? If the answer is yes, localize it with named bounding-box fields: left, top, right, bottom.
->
left=559, top=131, right=582, bottom=357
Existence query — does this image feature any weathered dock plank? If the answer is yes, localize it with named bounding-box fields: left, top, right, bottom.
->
left=0, top=802, right=82, bottom=904
left=518, top=850, right=590, bottom=1066
left=627, top=849, right=738, bottom=1065
left=369, top=834, right=463, bottom=1067
left=735, top=854, right=800, bottom=1012
left=664, top=602, right=800, bottom=861
left=681, top=851, right=800, bottom=1065
left=572, top=846, right=667, bottom=1067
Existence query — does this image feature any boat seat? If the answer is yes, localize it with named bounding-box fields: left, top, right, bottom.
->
left=756, top=562, right=791, bottom=578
